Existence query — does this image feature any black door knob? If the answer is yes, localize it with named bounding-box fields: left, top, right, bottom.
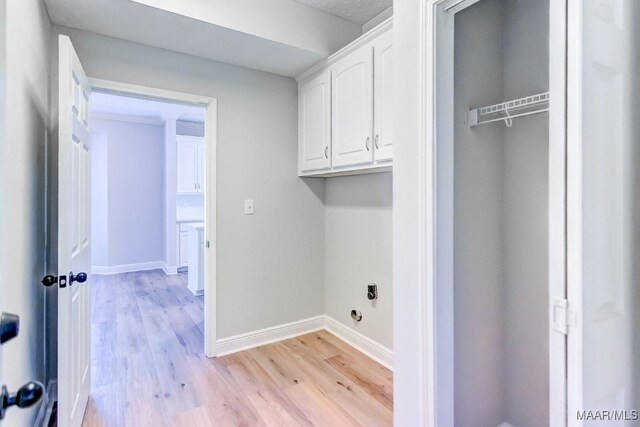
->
left=69, top=272, right=87, bottom=286
left=41, top=275, right=58, bottom=287
left=0, top=381, right=44, bottom=420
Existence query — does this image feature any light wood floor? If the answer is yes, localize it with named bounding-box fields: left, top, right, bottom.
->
left=83, top=270, right=393, bottom=427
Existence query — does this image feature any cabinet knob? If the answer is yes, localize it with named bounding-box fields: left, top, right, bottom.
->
left=324, top=146, right=329, bottom=159
left=375, top=134, right=379, bottom=149
left=365, top=137, right=370, bottom=151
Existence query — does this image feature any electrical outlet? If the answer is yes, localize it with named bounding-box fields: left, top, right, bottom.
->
left=244, top=199, right=254, bottom=215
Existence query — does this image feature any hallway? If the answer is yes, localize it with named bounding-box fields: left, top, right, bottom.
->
left=84, top=271, right=393, bottom=426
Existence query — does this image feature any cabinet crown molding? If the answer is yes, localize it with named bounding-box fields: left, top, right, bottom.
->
left=296, top=17, right=393, bottom=84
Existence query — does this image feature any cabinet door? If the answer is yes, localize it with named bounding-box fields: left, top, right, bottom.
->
left=179, top=231, right=189, bottom=267
left=373, top=30, right=393, bottom=163
left=197, top=142, right=206, bottom=193
left=299, top=70, right=331, bottom=172
left=177, top=139, right=199, bottom=194
left=331, top=44, right=374, bottom=168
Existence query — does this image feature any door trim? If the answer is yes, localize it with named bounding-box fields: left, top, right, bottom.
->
left=565, top=0, right=584, bottom=423
left=88, top=78, right=218, bottom=357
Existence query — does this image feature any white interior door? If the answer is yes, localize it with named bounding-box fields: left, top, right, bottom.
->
left=567, top=0, right=639, bottom=424
left=57, top=35, right=91, bottom=427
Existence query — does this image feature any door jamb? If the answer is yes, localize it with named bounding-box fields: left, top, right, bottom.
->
left=87, top=78, right=218, bottom=357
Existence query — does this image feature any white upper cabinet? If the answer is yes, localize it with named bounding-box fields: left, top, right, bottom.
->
left=299, top=70, right=331, bottom=172
left=177, top=135, right=205, bottom=194
left=296, top=19, right=392, bottom=177
left=331, top=44, right=374, bottom=168
left=373, top=30, right=393, bottom=164
left=197, top=142, right=206, bottom=193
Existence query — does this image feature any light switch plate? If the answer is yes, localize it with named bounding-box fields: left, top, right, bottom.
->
left=244, top=199, right=254, bottom=215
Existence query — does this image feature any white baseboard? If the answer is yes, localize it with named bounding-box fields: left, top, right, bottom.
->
left=163, top=264, right=178, bottom=275
left=92, top=261, right=165, bottom=275
left=216, top=315, right=325, bottom=357
left=323, top=316, right=393, bottom=370
left=35, top=380, right=57, bottom=427
left=215, top=315, right=394, bottom=370
left=188, top=287, right=204, bottom=296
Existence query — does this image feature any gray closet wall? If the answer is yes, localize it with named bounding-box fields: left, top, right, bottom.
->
left=453, top=0, right=549, bottom=426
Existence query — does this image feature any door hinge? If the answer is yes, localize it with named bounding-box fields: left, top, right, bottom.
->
left=552, top=297, right=577, bottom=335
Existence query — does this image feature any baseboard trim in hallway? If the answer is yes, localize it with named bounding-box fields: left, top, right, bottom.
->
left=92, top=261, right=166, bottom=275
left=216, top=315, right=394, bottom=370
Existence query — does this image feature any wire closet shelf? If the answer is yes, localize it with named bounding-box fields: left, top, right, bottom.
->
left=468, top=91, right=550, bottom=127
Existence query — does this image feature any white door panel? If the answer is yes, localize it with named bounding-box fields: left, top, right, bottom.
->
left=58, top=35, right=91, bottom=427
left=568, top=0, right=639, bottom=424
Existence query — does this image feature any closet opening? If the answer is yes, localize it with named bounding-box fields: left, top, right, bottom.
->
left=433, top=0, right=561, bottom=426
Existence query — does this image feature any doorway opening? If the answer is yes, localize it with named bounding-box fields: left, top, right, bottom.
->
left=86, top=82, right=217, bottom=421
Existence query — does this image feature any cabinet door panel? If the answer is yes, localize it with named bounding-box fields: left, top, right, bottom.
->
left=373, top=30, right=393, bottom=163
left=197, top=142, right=206, bottom=193
left=179, top=231, right=189, bottom=267
left=299, top=70, right=331, bottom=172
left=177, top=139, right=198, bottom=194
left=332, top=45, right=374, bottom=168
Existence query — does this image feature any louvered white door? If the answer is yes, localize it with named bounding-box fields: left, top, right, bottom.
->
left=57, top=35, right=91, bottom=427
left=567, top=0, right=639, bottom=423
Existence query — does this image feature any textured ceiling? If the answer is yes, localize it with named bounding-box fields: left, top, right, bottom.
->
left=294, top=0, right=392, bottom=25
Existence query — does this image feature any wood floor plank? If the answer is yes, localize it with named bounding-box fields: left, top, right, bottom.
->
left=83, top=270, right=393, bottom=426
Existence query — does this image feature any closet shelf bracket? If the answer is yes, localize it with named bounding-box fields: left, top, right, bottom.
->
left=468, top=91, right=549, bottom=128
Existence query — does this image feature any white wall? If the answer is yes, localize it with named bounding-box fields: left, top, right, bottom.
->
left=501, top=1, right=549, bottom=425
left=0, top=1, right=51, bottom=426
left=51, top=26, right=326, bottom=340
left=453, top=1, right=549, bottom=426
left=91, top=118, right=166, bottom=269
left=163, top=118, right=177, bottom=271
left=453, top=2, right=505, bottom=425
left=324, top=173, right=393, bottom=349
left=91, top=131, right=109, bottom=267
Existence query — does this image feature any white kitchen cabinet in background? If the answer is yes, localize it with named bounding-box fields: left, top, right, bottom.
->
left=176, top=135, right=205, bottom=194
left=178, top=224, right=190, bottom=268
left=187, top=224, right=205, bottom=296
left=299, top=70, right=332, bottom=173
